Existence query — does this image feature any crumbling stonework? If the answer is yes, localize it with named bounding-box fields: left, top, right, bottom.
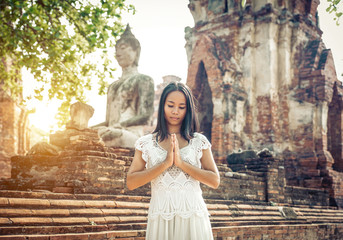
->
left=0, top=83, right=30, bottom=179
left=0, top=102, right=150, bottom=196
left=1, top=101, right=343, bottom=238
left=2, top=131, right=150, bottom=195
left=2, top=1, right=343, bottom=238
left=186, top=0, right=343, bottom=208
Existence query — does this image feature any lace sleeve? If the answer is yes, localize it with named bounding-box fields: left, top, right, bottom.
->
left=193, top=133, right=211, bottom=163
left=134, top=134, right=152, bottom=162
left=196, top=133, right=211, bottom=150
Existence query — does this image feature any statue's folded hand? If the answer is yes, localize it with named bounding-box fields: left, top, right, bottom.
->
left=112, top=123, right=122, bottom=128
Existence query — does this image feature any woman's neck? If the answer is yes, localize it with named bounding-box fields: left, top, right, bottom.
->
left=167, top=126, right=181, bottom=135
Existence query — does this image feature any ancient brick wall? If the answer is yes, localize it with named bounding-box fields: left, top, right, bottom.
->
left=186, top=0, right=343, bottom=207
left=0, top=128, right=151, bottom=196
left=202, top=169, right=266, bottom=202
left=186, top=0, right=336, bottom=159
left=0, top=129, right=334, bottom=211
left=211, top=149, right=330, bottom=206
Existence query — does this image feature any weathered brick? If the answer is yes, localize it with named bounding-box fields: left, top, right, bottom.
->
left=84, top=200, right=116, bottom=208
left=0, top=236, right=26, bottom=240
left=0, top=217, right=12, bottom=224
left=49, top=234, right=89, bottom=240
left=51, top=217, right=89, bottom=224
left=31, top=209, right=70, bottom=217
left=106, top=230, right=139, bottom=238
left=49, top=199, right=85, bottom=208
left=69, top=208, right=103, bottom=216
left=0, top=208, right=32, bottom=217
left=0, top=197, right=9, bottom=206
left=10, top=217, right=53, bottom=225
left=27, top=236, right=50, bottom=240
left=9, top=198, right=50, bottom=207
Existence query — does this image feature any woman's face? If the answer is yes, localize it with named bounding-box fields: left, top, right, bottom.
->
left=164, top=90, right=187, bottom=128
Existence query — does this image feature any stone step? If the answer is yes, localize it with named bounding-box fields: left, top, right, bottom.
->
left=1, top=190, right=343, bottom=238
left=0, top=202, right=285, bottom=223
left=0, top=208, right=147, bottom=218
left=0, top=216, right=148, bottom=226
left=0, top=190, right=151, bottom=202
left=0, top=229, right=146, bottom=239
left=1, top=195, right=341, bottom=221
left=294, top=207, right=343, bottom=215
left=298, top=212, right=343, bottom=217
left=0, top=190, right=270, bottom=206
left=208, top=209, right=282, bottom=217
left=0, top=208, right=284, bottom=222
left=0, top=222, right=147, bottom=235
left=0, top=197, right=150, bottom=209
left=211, top=219, right=309, bottom=227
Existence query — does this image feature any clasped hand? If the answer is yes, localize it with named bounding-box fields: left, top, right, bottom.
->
left=165, top=134, right=183, bottom=168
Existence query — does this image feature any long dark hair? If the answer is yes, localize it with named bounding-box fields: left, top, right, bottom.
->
left=153, top=82, right=199, bottom=142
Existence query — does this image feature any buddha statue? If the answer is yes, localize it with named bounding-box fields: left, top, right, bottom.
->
left=93, top=25, right=154, bottom=148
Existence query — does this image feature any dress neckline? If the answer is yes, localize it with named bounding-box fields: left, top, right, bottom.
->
left=151, top=134, right=192, bottom=152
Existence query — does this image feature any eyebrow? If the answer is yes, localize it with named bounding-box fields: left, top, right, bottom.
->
left=167, top=100, right=186, bottom=105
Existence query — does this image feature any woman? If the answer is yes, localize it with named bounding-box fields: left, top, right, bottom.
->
left=126, top=82, right=220, bottom=240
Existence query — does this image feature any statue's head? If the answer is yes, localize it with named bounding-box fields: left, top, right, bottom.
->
left=115, top=24, right=141, bottom=67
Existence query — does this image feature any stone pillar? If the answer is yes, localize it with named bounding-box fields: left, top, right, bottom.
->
left=0, top=86, right=29, bottom=179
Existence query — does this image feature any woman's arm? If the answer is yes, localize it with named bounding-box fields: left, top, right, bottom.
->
left=126, top=148, right=173, bottom=190
left=173, top=135, right=220, bottom=189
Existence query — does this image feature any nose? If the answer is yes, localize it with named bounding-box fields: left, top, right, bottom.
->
left=171, top=107, right=178, bottom=114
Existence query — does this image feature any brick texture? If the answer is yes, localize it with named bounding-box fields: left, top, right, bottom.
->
left=186, top=0, right=343, bottom=208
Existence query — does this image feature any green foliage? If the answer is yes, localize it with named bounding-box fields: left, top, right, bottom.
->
left=326, top=0, right=342, bottom=25
left=0, top=0, right=134, bottom=126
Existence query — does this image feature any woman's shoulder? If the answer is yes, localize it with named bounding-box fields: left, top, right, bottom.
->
left=193, top=132, right=208, bottom=140
left=137, top=133, right=153, bottom=142
left=192, top=132, right=211, bottom=149
left=135, top=133, right=153, bottom=150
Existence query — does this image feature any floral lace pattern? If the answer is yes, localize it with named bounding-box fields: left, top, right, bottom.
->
left=135, top=133, right=211, bottom=220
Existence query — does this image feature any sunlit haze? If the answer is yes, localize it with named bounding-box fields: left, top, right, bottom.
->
left=23, top=0, right=343, bottom=137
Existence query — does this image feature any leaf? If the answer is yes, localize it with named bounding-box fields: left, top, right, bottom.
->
left=0, top=0, right=133, bottom=128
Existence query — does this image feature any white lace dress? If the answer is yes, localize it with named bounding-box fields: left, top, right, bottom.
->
left=135, top=133, right=214, bottom=240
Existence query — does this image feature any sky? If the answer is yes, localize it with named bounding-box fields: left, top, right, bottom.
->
left=86, top=0, right=194, bottom=126
left=24, top=0, right=343, bottom=134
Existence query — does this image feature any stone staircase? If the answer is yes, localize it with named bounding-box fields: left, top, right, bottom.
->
left=1, top=190, right=343, bottom=239
left=0, top=190, right=149, bottom=239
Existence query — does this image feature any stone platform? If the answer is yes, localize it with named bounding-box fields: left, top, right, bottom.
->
left=0, top=190, right=343, bottom=239
left=1, top=125, right=343, bottom=239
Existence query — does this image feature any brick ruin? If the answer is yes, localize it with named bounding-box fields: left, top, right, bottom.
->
left=0, top=102, right=150, bottom=197
left=1, top=106, right=343, bottom=239
left=1, top=0, right=343, bottom=239
left=185, top=0, right=343, bottom=208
